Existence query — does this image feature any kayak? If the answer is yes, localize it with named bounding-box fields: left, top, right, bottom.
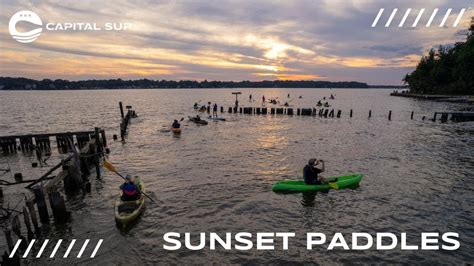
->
left=171, top=127, right=182, bottom=134
left=208, top=116, right=226, bottom=121
left=115, top=177, right=146, bottom=228
left=272, top=173, right=363, bottom=193
left=188, top=116, right=208, bottom=125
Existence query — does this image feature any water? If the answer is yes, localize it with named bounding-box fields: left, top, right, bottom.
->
left=0, top=89, right=473, bottom=264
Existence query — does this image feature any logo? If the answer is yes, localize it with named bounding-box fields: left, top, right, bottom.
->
left=371, top=8, right=468, bottom=28
left=8, top=10, right=132, bottom=44
left=9, top=10, right=43, bottom=43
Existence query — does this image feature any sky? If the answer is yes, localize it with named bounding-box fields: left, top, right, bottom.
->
left=0, top=0, right=472, bottom=85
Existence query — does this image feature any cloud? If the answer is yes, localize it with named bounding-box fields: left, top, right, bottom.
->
left=0, top=0, right=472, bottom=84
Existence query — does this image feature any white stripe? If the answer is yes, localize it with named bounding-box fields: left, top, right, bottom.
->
left=36, top=239, right=49, bottom=258
left=426, top=8, right=439, bottom=27
left=9, top=239, right=22, bottom=258
left=50, top=239, right=63, bottom=258
left=439, top=8, right=452, bottom=27
left=77, top=239, right=90, bottom=258
left=90, top=239, right=103, bottom=258
left=412, top=8, right=425, bottom=27
left=63, top=239, right=76, bottom=258
left=22, top=239, right=36, bottom=258
left=371, top=8, right=384, bottom=27
left=385, top=8, right=398, bottom=27
left=453, top=8, right=466, bottom=27
left=399, top=8, right=411, bottom=27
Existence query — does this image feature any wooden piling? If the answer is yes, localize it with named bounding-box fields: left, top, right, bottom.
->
left=329, top=109, right=334, bottom=118
left=48, top=191, right=69, bottom=223
left=119, top=102, right=124, bottom=119
left=228, top=107, right=232, bottom=113
left=261, top=108, right=267, bottom=115
left=3, top=230, right=13, bottom=252
left=422, top=116, right=426, bottom=121
left=287, top=108, right=294, bottom=115
left=350, top=109, right=353, bottom=117
left=25, top=198, right=39, bottom=232
left=388, top=110, right=392, bottom=121
left=22, top=207, right=34, bottom=240
left=297, top=108, right=300, bottom=115
left=271, top=108, right=275, bottom=114
left=337, top=110, right=341, bottom=118
left=33, top=186, right=50, bottom=224
left=220, top=106, right=224, bottom=112
left=369, top=110, right=372, bottom=118
left=411, top=111, right=414, bottom=120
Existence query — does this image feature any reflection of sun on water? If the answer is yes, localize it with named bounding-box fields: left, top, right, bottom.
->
left=254, top=121, right=290, bottom=177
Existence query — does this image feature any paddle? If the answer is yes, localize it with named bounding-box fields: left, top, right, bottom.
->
left=103, top=160, right=155, bottom=202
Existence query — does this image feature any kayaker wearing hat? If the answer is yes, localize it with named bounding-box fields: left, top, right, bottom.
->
left=303, top=158, right=328, bottom=185
left=120, top=175, right=140, bottom=201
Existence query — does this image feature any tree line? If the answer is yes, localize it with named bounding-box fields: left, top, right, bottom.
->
left=403, top=17, right=474, bottom=95
left=0, top=77, right=370, bottom=90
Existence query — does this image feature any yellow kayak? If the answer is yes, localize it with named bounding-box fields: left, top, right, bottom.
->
left=171, top=127, right=182, bottom=134
left=114, top=177, right=145, bottom=228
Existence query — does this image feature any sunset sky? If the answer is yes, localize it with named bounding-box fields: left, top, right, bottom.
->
left=0, top=0, right=472, bottom=85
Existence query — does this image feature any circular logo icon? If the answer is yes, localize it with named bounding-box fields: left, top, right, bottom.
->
left=9, top=10, right=43, bottom=43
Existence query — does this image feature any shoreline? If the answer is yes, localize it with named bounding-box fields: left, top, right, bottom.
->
left=390, top=92, right=474, bottom=104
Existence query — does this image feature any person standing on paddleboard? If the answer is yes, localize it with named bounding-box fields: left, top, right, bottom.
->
left=213, top=103, right=218, bottom=117
left=303, top=158, right=330, bottom=184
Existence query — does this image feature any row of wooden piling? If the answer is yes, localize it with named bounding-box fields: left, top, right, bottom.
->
left=119, top=102, right=137, bottom=141
left=1, top=129, right=108, bottom=262
left=0, top=130, right=107, bottom=155
left=209, top=106, right=469, bottom=122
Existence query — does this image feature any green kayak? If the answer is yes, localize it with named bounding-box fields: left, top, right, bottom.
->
left=272, top=173, right=363, bottom=193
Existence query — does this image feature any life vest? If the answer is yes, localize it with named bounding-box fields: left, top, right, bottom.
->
left=122, top=182, right=138, bottom=196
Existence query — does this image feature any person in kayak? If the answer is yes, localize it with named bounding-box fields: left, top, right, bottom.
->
left=213, top=103, right=218, bottom=117
left=195, top=115, right=201, bottom=121
left=172, top=119, right=180, bottom=129
left=120, top=175, right=140, bottom=201
left=303, top=158, right=328, bottom=185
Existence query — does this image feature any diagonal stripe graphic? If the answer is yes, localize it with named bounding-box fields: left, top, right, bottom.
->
left=399, top=9, right=412, bottom=27
left=90, top=239, right=103, bottom=258
left=36, top=239, right=49, bottom=258
left=9, top=239, right=22, bottom=258
left=22, top=239, right=36, bottom=258
left=426, top=8, right=439, bottom=27
left=412, top=8, right=425, bottom=27
left=385, top=8, right=398, bottom=27
left=440, top=8, right=452, bottom=27
left=50, top=239, right=63, bottom=258
left=77, top=239, right=90, bottom=258
left=453, top=8, right=466, bottom=27
left=63, top=239, right=76, bottom=258
left=372, top=8, right=384, bottom=27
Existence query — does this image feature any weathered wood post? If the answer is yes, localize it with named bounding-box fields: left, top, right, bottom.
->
left=422, top=116, right=426, bottom=121
left=48, top=191, right=69, bottom=223
left=287, top=108, right=293, bottom=115
left=220, top=106, right=224, bottom=112
left=388, top=110, right=392, bottom=121
left=297, top=108, right=300, bottom=115
left=271, top=108, right=275, bottom=114
left=350, top=109, right=353, bottom=117
left=336, top=110, right=341, bottom=118
left=261, top=108, right=267, bottom=115
left=228, top=107, right=232, bottom=113
left=369, top=110, right=372, bottom=118
left=411, top=111, right=414, bottom=120
left=4, top=230, right=13, bottom=252
left=119, top=102, right=124, bottom=119
left=22, top=207, right=34, bottom=240
left=329, top=109, right=334, bottom=118
left=441, top=113, right=448, bottom=122
left=26, top=198, right=39, bottom=232
left=323, top=109, right=329, bottom=118
left=33, top=186, right=49, bottom=224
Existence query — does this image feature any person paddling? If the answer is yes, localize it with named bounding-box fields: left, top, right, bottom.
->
left=120, top=175, right=140, bottom=201
left=303, top=158, right=331, bottom=185
left=172, top=119, right=180, bottom=129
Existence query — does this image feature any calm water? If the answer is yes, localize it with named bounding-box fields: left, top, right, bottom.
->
left=0, top=89, right=473, bottom=264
